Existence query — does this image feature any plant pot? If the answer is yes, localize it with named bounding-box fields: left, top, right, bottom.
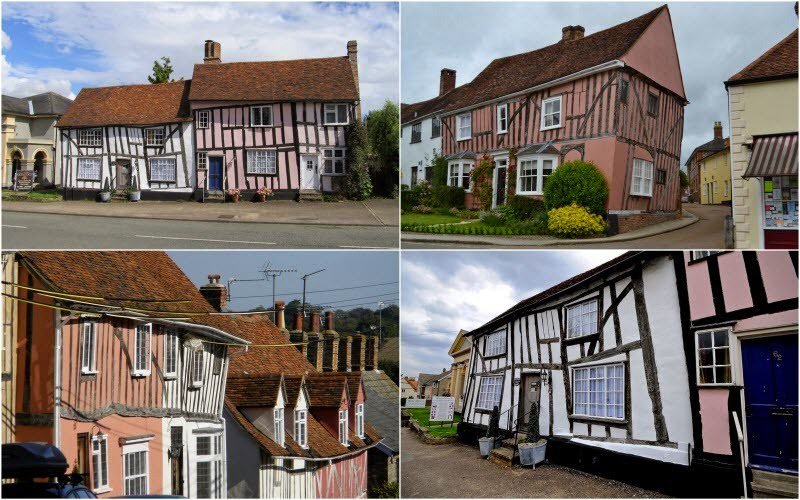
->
left=258, top=194, right=266, bottom=202
left=518, top=439, right=547, bottom=467
left=478, top=436, right=498, bottom=458
left=129, top=191, right=141, bottom=202
left=229, top=195, right=239, bottom=203
left=99, top=191, right=111, bottom=202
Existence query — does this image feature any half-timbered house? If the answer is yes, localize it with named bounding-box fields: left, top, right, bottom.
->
left=224, top=306, right=382, bottom=498
left=413, top=5, right=686, bottom=232
left=8, top=252, right=249, bottom=498
left=56, top=81, right=195, bottom=200
left=187, top=40, right=361, bottom=200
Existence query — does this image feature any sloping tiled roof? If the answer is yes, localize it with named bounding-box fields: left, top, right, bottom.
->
left=727, top=30, right=798, bottom=86
left=2, top=92, right=73, bottom=116
left=189, top=57, right=358, bottom=102
left=404, top=377, right=418, bottom=391
left=224, top=399, right=310, bottom=458
left=57, top=80, right=192, bottom=127
left=417, top=373, right=442, bottom=386
left=361, top=371, right=399, bottom=453
left=306, top=373, right=348, bottom=407
left=226, top=376, right=283, bottom=407
left=685, top=137, right=729, bottom=166
left=379, top=337, right=399, bottom=364
left=401, top=91, right=454, bottom=124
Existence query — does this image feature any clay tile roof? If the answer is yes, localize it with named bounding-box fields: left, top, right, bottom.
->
left=224, top=399, right=310, bottom=458
left=727, top=30, right=799, bottom=86
left=226, top=376, right=282, bottom=407
left=283, top=376, right=305, bottom=406
left=685, top=137, right=729, bottom=166
left=405, top=378, right=418, bottom=391
left=401, top=91, right=454, bottom=124
left=341, top=372, right=364, bottom=404
left=305, top=373, right=348, bottom=407
left=306, top=412, right=349, bottom=457
left=57, top=80, right=192, bottom=128
left=189, top=57, right=358, bottom=102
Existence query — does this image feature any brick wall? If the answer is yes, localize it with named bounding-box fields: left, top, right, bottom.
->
left=608, top=211, right=680, bottom=234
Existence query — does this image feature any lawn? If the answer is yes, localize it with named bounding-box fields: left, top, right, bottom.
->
left=401, top=213, right=463, bottom=226
left=2, top=189, right=62, bottom=202
left=407, top=407, right=461, bottom=438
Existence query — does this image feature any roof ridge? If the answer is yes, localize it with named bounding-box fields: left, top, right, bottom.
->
left=727, top=28, right=799, bottom=83
left=78, top=80, right=190, bottom=92
left=194, top=55, right=348, bottom=68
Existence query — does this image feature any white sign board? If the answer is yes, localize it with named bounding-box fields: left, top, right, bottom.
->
left=429, top=396, right=455, bottom=421
left=404, top=398, right=426, bottom=408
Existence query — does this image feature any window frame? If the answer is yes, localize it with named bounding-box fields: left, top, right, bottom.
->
left=431, top=116, right=441, bottom=138
left=630, top=158, right=654, bottom=197
left=540, top=95, right=562, bottom=131
left=91, top=434, right=109, bottom=493
left=250, top=105, right=274, bottom=128
left=447, top=160, right=473, bottom=192
left=690, top=250, right=723, bottom=262
left=323, top=103, right=349, bottom=126
left=483, top=329, right=506, bottom=358
left=456, top=113, right=472, bottom=141
left=294, top=409, right=308, bottom=449
left=197, top=152, right=208, bottom=171
left=76, top=157, right=102, bottom=182
left=122, top=441, right=149, bottom=497
left=81, top=320, right=97, bottom=374
left=475, top=374, right=503, bottom=411
left=195, top=434, right=223, bottom=498
left=619, top=80, right=629, bottom=103
left=273, top=407, right=285, bottom=447
left=197, top=110, right=210, bottom=129
left=410, top=123, right=422, bottom=144
left=571, top=363, right=626, bottom=421
left=655, top=168, right=667, bottom=185
left=355, top=403, right=364, bottom=439
left=144, top=127, right=165, bottom=146
left=148, top=157, right=177, bottom=183
left=496, top=103, right=508, bottom=134
left=647, top=92, right=659, bottom=117
left=163, top=329, right=179, bottom=379
left=565, top=298, right=600, bottom=340
left=78, top=128, right=103, bottom=147
left=695, top=328, right=734, bottom=387
left=322, top=148, right=346, bottom=176
left=245, top=149, right=278, bottom=176
left=132, top=323, right=151, bottom=377
left=515, top=154, right=559, bottom=195
left=191, top=348, right=204, bottom=388
left=339, top=409, right=349, bottom=446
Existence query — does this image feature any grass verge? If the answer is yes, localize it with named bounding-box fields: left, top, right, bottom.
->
left=407, top=408, right=461, bottom=438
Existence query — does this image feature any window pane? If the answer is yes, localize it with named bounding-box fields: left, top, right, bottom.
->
left=714, top=347, right=730, bottom=366
left=715, top=366, right=731, bottom=384
left=713, top=330, right=728, bottom=347
left=699, top=367, right=714, bottom=384
left=698, top=332, right=712, bottom=349
left=698, top=348, right=713, bottom=367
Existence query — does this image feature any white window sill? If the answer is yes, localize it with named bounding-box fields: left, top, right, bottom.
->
left=251, top=125, right=274, bottom=128
left=191, top=382, right=204, bottom=389
left=324, top=122, right=349, bottom=127
left=456, top=137, right=471, bottom=142
left=697, top=382, right=735, bottom=387
left=93, top=486, right=112, bottom=494
left=497, top=130, right=507, bottom=135
left=146, top=143, right=164, bottom=147
left=81, top=370, right=98, bottom=375
left=540, top=124, right=561, bottom=131
left=131, top=370, right=151, bottom=377
left=246, top=171, right=278, bottom=176
left=515, top=191, right=542, bottom=196
left=163, top=374, right=177, bottom=380
left=629, top=192, right=653, bottom=197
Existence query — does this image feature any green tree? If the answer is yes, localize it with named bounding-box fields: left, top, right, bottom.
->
left=343, top=119, right=373, bottom=200
left=365, top=101, right=399, bottom=196
left=679, top=169, right=689, bottom=188
left=429, top=153, right=448, bottom=188
left=148, top=57, right=178, bottom=84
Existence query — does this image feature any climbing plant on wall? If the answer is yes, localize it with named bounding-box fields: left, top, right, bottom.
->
left=470, top=154, right=494, bottom=211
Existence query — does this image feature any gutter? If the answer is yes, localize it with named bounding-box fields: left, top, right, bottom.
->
left=96, top=310, right=250, bottom=346
left=282, top=439, right=383, bottom=462
left=439, top=60, right=626, bottom=118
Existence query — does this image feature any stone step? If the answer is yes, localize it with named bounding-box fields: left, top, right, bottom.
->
left=752, top=470, right=798, bottom=498
left=488, top=446, right=516, bottom=468
left=203, top=190, right=225, bottom=203
left=299, top=189, right=323, bottom=201
left=500, top=438, right=518, bottom=449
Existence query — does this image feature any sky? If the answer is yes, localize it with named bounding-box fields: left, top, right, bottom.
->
left=168, top=250, right=398, bottom=314
left=401, top=250, right=624, bottom=378
left=401, top=1, right=799, bottom=166
left=2, top=2, right=399, bottom=115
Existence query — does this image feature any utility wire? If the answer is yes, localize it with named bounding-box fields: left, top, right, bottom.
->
left=232, top=281, right=398, bottom=300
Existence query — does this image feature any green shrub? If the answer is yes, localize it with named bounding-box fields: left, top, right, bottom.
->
left=412, top=205, right=433, bottom=214
left=343, top=162, right=372, bottom=200
left=547, top=203, right=607, bottom=238
left=480, top=210, right=505, bottom=227
left=508, top=195, right=545, bottom=220
left=430, top=154, right=448, bottom=188
left=431, top=185, right=466, bottom=209
left=543, top=160, right=609, bottom=216
left=401, top=182, right=434, bottom=211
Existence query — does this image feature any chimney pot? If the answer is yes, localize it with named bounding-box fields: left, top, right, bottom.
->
left=439, top=68, right=456, bottom=96
left=293, top=311, right=303, bottom=331
left=275, top=301, right=286, bottom=330
left=325, top=311, right=335, bottom=331
left=713, top=121, right=723, bottom=140
left=204, top=40, right=221, bottom=64
left=561, top=25, right=585, bottom=42
left=200, top=274, right=226, bottom=311
left=311, top=311, right=321, bottom=333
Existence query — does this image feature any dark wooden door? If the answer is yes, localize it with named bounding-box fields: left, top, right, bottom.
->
left=170, top=426, right=184, bottom=495
left=520, top=374, right=542, bottom=426
left=496, top=167, right=507, bottom=206
left=117, top=161, right=131, bottom=189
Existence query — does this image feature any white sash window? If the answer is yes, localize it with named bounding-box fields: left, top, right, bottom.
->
left=197, top=110, right=210, bottom=129
left=250, top=105, right=273, bottom=127
left=132, top=323, right=151, bottom=376
left=566, top=299, right=599, bottom=338
left=497, top=103, right=508, bottom=133
left=356, top=403, right=364, bottom=438
left=339, top=409, right=349, bottom=446
left=484, top=330, right=506, bottom=357
left=274, top=408, right=285, bottom=446
left=91, top=434, right=108, bottom=491
left=631, top=158, right=654, bottom=196
left=572, top=364, right=625, bottom=419
left=145, top=127, right=164, bottom=146
left=163, top=329, right=178, bottom=378
left=122, top=442, right=149, bottom=496
left=294, top=409, right=307, bottom=448
left=192, top=348, right=204, bottom=388
left=456, top=113, right=471, bottom=140
left=81, top=320, right=97, bottom=374
left=476, top=375, right=503, bottom=411
left=541, top=96, right=562, bottom=130
left=246, top=149, right=277, bottom=175
left=323, top=103, right=349, bottom=125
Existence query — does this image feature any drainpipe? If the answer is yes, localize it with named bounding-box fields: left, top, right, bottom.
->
left=53, top=310, right=64, bottom=448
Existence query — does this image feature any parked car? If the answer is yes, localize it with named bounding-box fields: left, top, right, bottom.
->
left=2, top=442, right=96, bottom=499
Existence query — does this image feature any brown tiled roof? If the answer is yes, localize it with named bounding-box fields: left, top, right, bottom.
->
left=469, top=252, right=646, bottom=337
left=306, top=373, right=349, bottom=407
left=306, top=412, right=350, bottom=457
left=727, top=30, right=798, bottom=86
left=401, top=91, right=453, bottom=124
left=405, top=378, right=418, bottom=391
left=189, top=57, right=358, bottom=102
left=57, top=80, right=191, bottom=127
left=226, top=376, right=283, bottom=407
left=341, top=372, right=364, bottom=404
left=224, top=399, right=311, bottom=458
left=283, top=376, right=305, bottom=406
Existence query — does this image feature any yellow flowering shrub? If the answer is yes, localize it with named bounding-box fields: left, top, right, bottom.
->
left=547, top=202, right=607, bottom=238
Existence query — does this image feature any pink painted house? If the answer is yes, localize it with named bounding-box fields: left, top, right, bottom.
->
left=188, top=40, right=361, bottom=200
left=679, top=250, right=797, bottom=496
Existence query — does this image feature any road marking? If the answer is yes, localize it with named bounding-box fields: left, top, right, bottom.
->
left=2, top=225, right=27, bottom=229
left=135, top=235, right=276, bottom=245
left=339, top=245, right=396, bottom=249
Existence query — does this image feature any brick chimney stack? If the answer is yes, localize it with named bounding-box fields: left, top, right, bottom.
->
left=440, top=68, right=456, bottom=96
left=322, top=311, right=339, bottom=372
left=204, top=40, right=221, bottom=64
left=293, top=311, right=304, bottom=331
left=311, top=311, right=321, bottom=333
left=325, top=311, right=335, bottom=332
left=347, top=40, right=361, bottom=120
left=562, top=25, right=585, bottom=42
left=713, top=121, right=723, bottom=140
left=275, top=301, right=286, bottom=329
left=289, top=312, right=307, bottom=357
left=199, top=274, right=226, bottom=311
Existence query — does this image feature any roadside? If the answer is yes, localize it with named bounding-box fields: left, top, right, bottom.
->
left=1, top=198, right=399, bottom=227
left=402, top=204, right=730, bottom=249
left=400, top=428, right=667, bottom=498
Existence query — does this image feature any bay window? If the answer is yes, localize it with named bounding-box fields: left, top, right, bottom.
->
left=456, top=113, right=471, bottom=140
left=572, top=363, right=625, bottom=419
left=476, top=375, right=502, bottom=411
left=541, top=96, right=562, bottom=130
left=246, top=149, right=277, bottom=175
left=631, top=158, right=654, bottom=196
left=447, top=161, right=473, bottom=192
left=566, top=299, right=599, bottom=338
left=516, top=155, right=558, bottom=194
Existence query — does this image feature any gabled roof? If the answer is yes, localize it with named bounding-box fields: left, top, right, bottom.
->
left=2, top=92, right=73, bottom=117
left=726, top=29, right=798, bottom=86
left=448, top=329, right=470, bottom=357
left=189, top=57, right=358, bottom=102
left=403, top=377, right=418, bottom=391
left=417, top=373, right=442, bottom=386
left=305, top=373, right=350, bottom=407
left=57, top=80, right=192, bottom=127
left=226, top=375, right=285, bottom=408
left=684, top=137, right=729, bottom=166
left=361, top=371, right=399, bottom=454
left=400, top=91, right=453, bottom=125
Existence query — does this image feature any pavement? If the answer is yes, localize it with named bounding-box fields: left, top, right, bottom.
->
left=2, top=198, right=399, bottom=227
left=402, top=203, right=730, bottom=249
left=401, top=428, right=666, bottom=498
left=2, top=212, right=398, bottom=249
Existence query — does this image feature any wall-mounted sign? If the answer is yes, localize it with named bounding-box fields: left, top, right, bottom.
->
left=430, top=396, right=455, bottom=422
left=404, top=398, right=426, bottom=408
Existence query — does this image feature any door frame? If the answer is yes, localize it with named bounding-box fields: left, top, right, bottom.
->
left=116, top=159, right=132, bottom=190
left=733, top=326, right=797, bottom=472
left=492, top=155, right=509, bottom=208
left=299, top=153, right=321, bottom=191
left=206, top=154, right=225, bottom=191
left=519, top=372, right=542, bottom=427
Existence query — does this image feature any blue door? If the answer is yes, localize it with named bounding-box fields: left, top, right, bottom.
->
left=208, top=156, right=223, bottom=191
left=742, top=334, right=798, bottom=473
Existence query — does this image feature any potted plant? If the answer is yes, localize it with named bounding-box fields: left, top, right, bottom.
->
left=257, top=186, right=273, bottom=202
left=478, top=406, right=501, bottom=457
left=128, top=176, right=141, bottom=202
left=99, top=178, right=112, bottom=202
left=226, top=188, right=241, bottom=203
left=518, top=401, right=547, bottom=467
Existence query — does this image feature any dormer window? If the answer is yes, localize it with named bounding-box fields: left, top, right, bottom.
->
left=323, top=103, right=349, bottom=125
left=356, top=403, right=364, bottom=439
left=338, top=409, right=349, bottom=446
left=294, top=409, right=307, bottom=448
left=145, top=127, right=165, bottom=146
left=273, top=408, right=284, bottom=447
left=132, top=323, right=151, bottom=377
left=191, top=348, right=204, bottom=388
left=250, top=105, right=273, bottom=127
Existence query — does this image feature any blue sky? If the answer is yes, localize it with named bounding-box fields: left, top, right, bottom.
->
left=402, top=2, right=799, bottom=166
left=168, top=250, right=398, bottom=313
left=2, top=2, right=399, bottom=114
left=401, top=250, right=623, bottom=378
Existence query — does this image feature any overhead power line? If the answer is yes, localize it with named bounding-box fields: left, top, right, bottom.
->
left=232, top=281, right=398, bottom=300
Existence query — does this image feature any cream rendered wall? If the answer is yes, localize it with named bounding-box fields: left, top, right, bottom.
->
left=700, top=151, right=731, bottom=204
left=729, top=77, right=798, bottom=248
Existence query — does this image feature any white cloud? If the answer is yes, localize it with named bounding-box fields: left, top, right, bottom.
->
left=2, top=2, right=398, bottom=112
left=2, top=31, right=10, bottom=50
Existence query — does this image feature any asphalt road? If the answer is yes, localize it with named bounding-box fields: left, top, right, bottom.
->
left=2, top=212, right=399, bottom=249
left=403, top=204, right=731, bottom=249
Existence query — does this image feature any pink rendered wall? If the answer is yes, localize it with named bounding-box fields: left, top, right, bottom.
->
left=59, top=414, right=166, bottom=497
left=685, top=256, right=716, bottom=320
left=734, top=308, right=798, bottom=333
left=758, top=251, right=798, bottom=303
left=698, top=388, right=731, bottom=455
left=620, top=8, right=686, bottom=99
left=315, top=451, right=367, bottom=498
left=718, top=252, right=754, bottom=312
